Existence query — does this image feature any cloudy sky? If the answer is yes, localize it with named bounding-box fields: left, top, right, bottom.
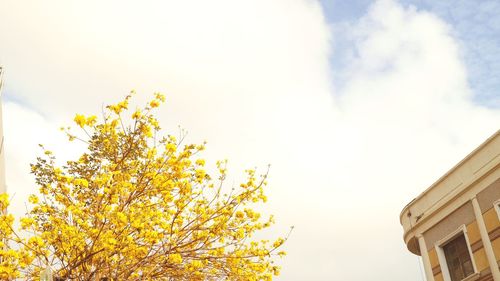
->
left=0, top=0, right=499, bottom=280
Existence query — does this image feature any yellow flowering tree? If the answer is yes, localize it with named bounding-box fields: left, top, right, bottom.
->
left=6, top=93, right=286, bottom=280
left=0, top=194, right=35, bottom=279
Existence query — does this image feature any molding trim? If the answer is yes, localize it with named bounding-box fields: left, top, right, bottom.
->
left=403, top=163, right=500, bottom=249
left=489, top=226, right=500, bottom=241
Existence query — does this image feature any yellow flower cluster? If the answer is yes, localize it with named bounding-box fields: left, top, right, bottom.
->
left=1, top=94, right=287, bottom=280
left=0, top=194, right=34, bottom=279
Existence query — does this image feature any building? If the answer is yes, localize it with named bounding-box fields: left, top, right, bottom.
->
left=0, top=67, right=5, bottom=194
left=400, top=130, right=500, bottom=281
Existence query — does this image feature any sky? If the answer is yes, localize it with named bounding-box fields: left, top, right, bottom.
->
left=0, top=0, right=499, bottom=280
left=322, top=0, right=500, bottom=108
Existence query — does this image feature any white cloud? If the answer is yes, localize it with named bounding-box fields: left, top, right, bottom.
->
left=399, top=0, right=500, bottom=107
left=323, top=1, right=499, bottom=280
left=0, top=0, right=499, bottom=280
left=3, top=102, right=86, bottom=217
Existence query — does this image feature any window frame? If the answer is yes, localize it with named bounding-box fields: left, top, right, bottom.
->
left=434, top=225, right=479, bottom=281
left=494, top=199, right=500, bottom=221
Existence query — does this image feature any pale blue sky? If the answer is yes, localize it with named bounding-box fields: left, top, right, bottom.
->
left=321, top=0, right=500, bottom=107
left=4, top=0, right=500, bottom=108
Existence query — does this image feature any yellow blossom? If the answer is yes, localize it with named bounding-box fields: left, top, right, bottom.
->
left=149, top=100, right=160, bottom=108
left=8, top=94, right=288, bottom=280
left=74, top=114, right=86, bottom=128
left=28, top=195, right=39, bottom=204
left=168, top=253, right=183, bottom=264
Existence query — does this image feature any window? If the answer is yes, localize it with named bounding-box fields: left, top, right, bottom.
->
left=443, top=234, right=474, bottom=281
left=435, top=225, right=479, bottom=281
left=495, top=200, right=500, bottom=221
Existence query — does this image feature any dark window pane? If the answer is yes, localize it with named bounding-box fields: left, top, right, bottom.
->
left=443, top=234, right=474, bottom=281
left=463, top=260, right=474, bottom=276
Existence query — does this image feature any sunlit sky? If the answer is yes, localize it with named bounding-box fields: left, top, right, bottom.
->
left=1, top=1, right=499, bottom=280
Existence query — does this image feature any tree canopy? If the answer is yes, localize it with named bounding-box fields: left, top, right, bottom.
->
left=0, top=93, right=286, bottom=280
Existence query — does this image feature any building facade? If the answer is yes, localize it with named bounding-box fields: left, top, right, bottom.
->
left=0, top=67, right=5, bottom=194
left=401, top=130, right=500, bottom=281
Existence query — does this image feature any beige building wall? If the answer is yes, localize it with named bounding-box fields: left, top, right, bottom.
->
left=0, top=67, right=5, bottom=194
left=401, top=130, right=500, bottom=281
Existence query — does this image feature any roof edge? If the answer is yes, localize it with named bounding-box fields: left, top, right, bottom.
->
left=400, top=129, right=500, bottom=222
